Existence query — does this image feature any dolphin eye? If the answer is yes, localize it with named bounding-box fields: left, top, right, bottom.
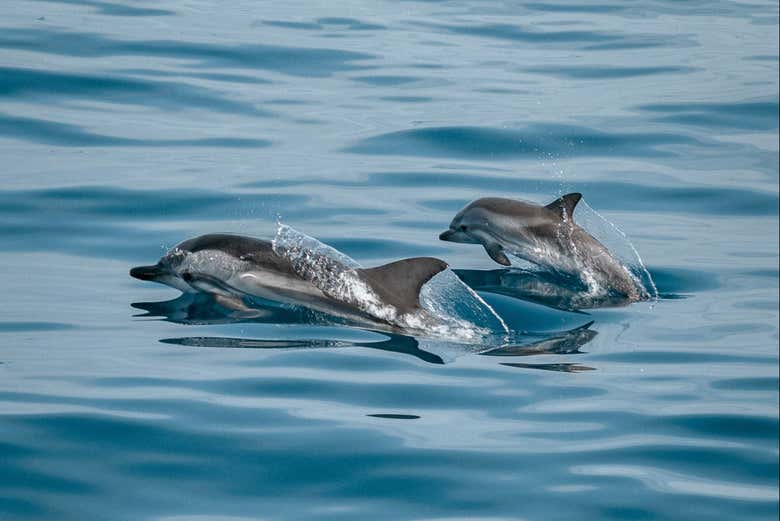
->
left=459, top=225, right=468, bottom=231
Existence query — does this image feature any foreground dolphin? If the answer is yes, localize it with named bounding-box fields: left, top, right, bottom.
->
left=439, top=193, right=646, bottom=301
left=130, top=234, right=448, bottom=330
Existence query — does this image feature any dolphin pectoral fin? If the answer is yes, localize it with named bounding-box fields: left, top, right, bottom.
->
left=213, top=294, right=265, bottom=317
left=181, top=271, right=239, bottom=297
left=357, top=257, right=448, bottom=314
left=484, top=243, right=511, bottom=266
left=545, top=192, right=582, bottom=220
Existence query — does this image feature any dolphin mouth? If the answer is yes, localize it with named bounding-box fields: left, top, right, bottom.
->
left=439, top=229, right=456, bottom=241
left=130, top=264, right=166, bottom=281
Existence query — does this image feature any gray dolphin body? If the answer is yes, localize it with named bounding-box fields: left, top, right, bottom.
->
left=130, top=234, right=448, bottom=329
left=439, top=194, right=645, bottom=301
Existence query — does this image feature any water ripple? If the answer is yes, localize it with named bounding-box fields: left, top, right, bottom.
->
left=345, top=124, right=697, bottom=159
left=0, top=113, right=271, bottom=147
left=0, top=28, right=375, bottom=77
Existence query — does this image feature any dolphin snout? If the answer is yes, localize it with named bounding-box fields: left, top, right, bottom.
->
left=130, top=264, right=165, bottom=281
left=439, top=229, right=456, bottom=241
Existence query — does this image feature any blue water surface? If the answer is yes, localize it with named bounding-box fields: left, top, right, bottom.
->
left=0, top=1, right=778, bottom=520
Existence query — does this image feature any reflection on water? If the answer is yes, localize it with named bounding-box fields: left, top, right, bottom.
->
left=136, top=292, right=598, bottom=368
left=455, top=268, right=638, bottom=310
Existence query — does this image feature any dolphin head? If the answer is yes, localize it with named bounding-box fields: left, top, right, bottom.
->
left=439, top=194, right=583, bottom=267
left=130, top=242, right=195, bottom=292
left=438, top=205, right=483, bottom=244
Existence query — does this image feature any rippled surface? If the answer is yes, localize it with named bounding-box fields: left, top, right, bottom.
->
left=1, top=1, right=778, bottom=520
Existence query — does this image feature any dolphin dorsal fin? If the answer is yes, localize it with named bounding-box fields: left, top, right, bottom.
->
left=357, top=257, right=448, bottom=315
left=545, top=192, right=582, bottom=220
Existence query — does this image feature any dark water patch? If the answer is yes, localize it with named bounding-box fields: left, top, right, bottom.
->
left=262, top=20, right=322, bottom=30
left=649, top=267, right=721, bottom=294
left=712, top=377, right=779, bottom=392
left=345, top=124, right=698, bottom=159
left=637, top=100, right=780, bottom=131
left=524, top=2, right=624, bottom=13
left=589, top=351, right=772, bottom=364
left=322, top=237, right=448, bottom=259
left=379, top=96, right=433, bottom=103
left=201, top=377, right=507, bottom=408
left=582, top=40, right=681, bottom=51
left=0, top=191, right=395, bottom=262
left=662, top=413, right=779, bottom=441
left=0, top=322, right=75, bottom=332
left=0, top=185, right=383, bottom=229
left=116, top=68, right=273, bottom=84
left=475, top=87, right=534, bottom=95
left=29, top=0, right=173, bottom=16
left=265, top=98, right=311, bottom=105
left=0, top=28, right=375, bottom=77
left=382, top=172, right=778, bottom=216
left=0, top=186, right=306, bottom=219
left=262, top=18, right=385, bottom=31
left=0, top=113, right=271, bottom=147
left=0, top=186, right=389, bottom=260
left=422, top=22, right=617, bottom=44
left=352, top=75, right=420, bottom=86
left=419, top=21, right=677, bottom=50
left=0, top=67, right=273, bottom=117
left=367, top=414, right=420, bottom=419
left=745, top=54, right=780, bottom=62
left=380, top=172, right=778, bottom=218
left=524, top=65, right=698, bottom=79
left=0, top=496, right=47, bottom=520
left=318, top=17, right=386, bottom=31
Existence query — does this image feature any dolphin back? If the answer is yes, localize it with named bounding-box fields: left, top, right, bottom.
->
left=357, top=257, right=448, bottom=315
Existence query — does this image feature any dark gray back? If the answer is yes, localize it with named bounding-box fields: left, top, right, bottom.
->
left=175, top=234, right=297, bottom=275
left=358, top=257, right=448, bottom=315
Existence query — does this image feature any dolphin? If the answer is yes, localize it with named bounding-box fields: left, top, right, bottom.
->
left=439, top=194, right=646, bottom=301
left=130, top=233, right=448, bottom=330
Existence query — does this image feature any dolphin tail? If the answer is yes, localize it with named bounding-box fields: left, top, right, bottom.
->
left=545, top=192, right=582, bottom=220
left=357, top=257, right=448, bottom=315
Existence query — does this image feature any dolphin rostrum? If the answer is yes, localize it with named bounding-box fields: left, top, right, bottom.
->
left=130, top=233, right=448, bottom=330
left=439, top=194, right=646, bottom=301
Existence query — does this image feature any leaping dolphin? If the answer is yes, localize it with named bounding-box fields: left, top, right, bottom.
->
left=130, top=234, right=448, bottom=331
left=439, top=194, right=646, bottom=302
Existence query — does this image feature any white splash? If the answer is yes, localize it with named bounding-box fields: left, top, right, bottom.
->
left=272, top=224, right=507, bottom=341
left=574, top=201, right=659, bottom=302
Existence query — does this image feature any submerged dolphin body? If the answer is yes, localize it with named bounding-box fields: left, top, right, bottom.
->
left=130, top=234, right=448, bottom=330
left=439, top=194, right=646, bottom=302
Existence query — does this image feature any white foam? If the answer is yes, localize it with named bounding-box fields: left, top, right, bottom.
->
left=272, top=224, right=507, bottom=341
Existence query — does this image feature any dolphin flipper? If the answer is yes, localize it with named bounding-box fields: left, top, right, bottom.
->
left=181, top=271, right=242, bottom=297
left=357, top=257, right=448, bottom=314
left=545, top=193, right=582, bottom=220
left=484, top=242, right=511, bottom=266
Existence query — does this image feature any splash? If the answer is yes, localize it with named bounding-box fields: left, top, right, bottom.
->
left=272, top=224, right=507, bottom=341
left=572, top=200, right=658, bottom=302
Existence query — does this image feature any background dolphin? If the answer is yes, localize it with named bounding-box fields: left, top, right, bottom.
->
left=130, top=233, right=448, bottom=330
left=439, top=194, right=647, bottom=302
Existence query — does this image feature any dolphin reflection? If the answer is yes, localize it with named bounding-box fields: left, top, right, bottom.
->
left=133, top=293, right=598, bottom=369
left=454, top=268, right=639, bottom=311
